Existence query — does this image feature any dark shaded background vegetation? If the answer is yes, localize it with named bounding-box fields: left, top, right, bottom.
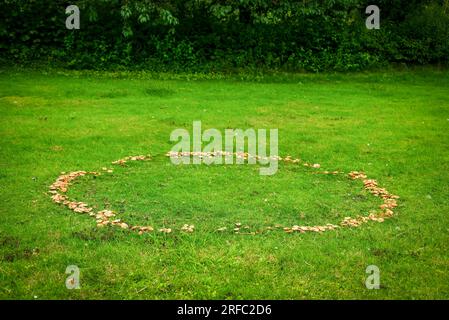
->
left=1, top=0, right=448, bottom=72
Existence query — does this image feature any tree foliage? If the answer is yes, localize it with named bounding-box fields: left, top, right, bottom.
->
left=1, top=0, right=448, bottom=71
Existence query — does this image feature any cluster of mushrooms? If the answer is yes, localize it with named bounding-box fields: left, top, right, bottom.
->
left=49, top=152, right=399, bottom=235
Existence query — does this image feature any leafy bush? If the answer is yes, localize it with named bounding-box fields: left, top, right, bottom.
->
left=0, top=0, right=448, bottom=72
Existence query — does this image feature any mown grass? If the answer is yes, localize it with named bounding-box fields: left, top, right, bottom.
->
left=0, top=67, right=448, bottom=299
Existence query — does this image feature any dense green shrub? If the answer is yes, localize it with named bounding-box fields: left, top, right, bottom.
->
left=0, top=0, right=448, bottom=72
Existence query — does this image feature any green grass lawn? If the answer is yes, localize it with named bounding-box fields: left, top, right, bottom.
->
left=0, top=67, right=448, bottom=299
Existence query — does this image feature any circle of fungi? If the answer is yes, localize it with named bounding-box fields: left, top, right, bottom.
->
left=49, top=152, right=399, bottom=235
